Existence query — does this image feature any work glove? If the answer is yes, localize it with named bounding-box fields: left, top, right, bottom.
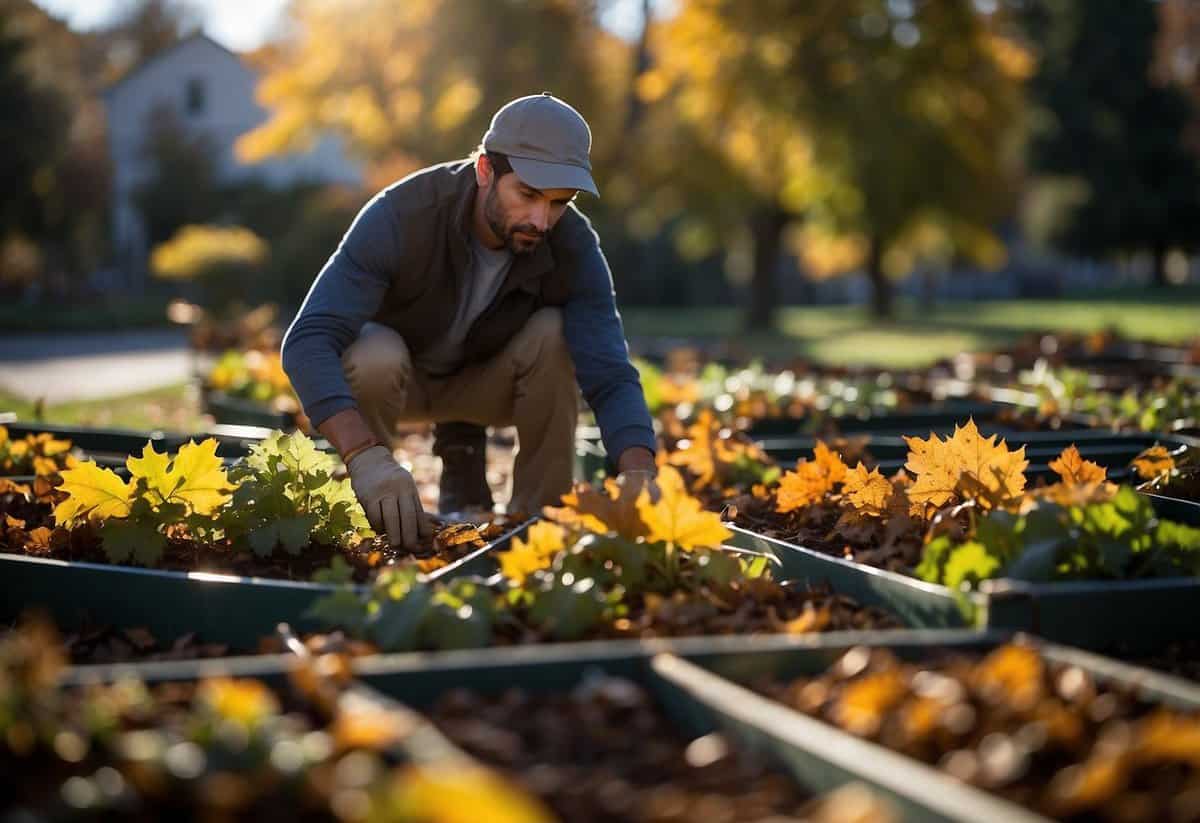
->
left=347, top=445, right=434, bottom=549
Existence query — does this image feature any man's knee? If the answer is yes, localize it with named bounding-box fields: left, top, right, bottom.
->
left=520, top=307, right=570, bottom=363
left=344, top=323, right=413, bottom=390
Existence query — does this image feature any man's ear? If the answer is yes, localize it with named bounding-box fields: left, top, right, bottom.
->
left=475, top=154, right=493, bottom=188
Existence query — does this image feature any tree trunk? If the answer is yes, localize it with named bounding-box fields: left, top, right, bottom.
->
left=746, top=205, right=790, bottom=331
left=1151, top=243, right=1169, bottom=287
left=867, top=233, right=893, bottom=319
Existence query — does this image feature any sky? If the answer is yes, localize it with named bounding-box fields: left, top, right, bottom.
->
left=30, top=0, right=653, bottom=52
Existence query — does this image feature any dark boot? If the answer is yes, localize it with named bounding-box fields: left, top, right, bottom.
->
left=433, top=422, right=493, bottom=514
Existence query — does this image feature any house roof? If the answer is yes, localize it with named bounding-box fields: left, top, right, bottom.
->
left=102, top=32, right=245, bottom=102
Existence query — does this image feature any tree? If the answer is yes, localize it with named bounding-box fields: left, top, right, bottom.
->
left=132, top=109, right=223, bottom=249
left=1022, top=0, right=1200, bottom=286
left=0, top=7, right=68, bottom=241
left=238, top=0, right=611, bottom=179
left=643, top=0, right=1027, bottom=323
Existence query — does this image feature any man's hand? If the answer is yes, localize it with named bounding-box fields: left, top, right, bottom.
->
left=347, top=445, right=433, bottom=548
left=616, top=446, right=659, bottom=501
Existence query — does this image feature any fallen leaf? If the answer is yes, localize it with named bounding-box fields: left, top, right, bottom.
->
left=637, top=465, right=732, bottom=550
left=1132, top=445, right=1176, bottom=481
left=1049, top=445, right=1107, bottom=486
left=842, top=462, right=893, bottom=517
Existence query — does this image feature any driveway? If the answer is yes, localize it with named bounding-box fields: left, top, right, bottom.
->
left=0, top=329, right=193, bottom=403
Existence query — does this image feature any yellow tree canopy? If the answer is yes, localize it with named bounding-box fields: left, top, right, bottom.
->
left=237, top=0, right=616, bottom=184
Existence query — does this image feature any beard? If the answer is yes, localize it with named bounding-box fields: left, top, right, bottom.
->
left=484, top=184, right=544, bottom=255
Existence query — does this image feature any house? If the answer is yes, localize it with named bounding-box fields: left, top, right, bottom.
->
left=103, top=33, right=363, bottom=285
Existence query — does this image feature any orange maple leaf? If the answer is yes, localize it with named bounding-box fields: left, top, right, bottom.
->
left=841, top=463, right=893, bottom=518
left=1048, top=445, right=1107, bottom=486
left=775, top=441, right=849, bottom=514
left=543, top=477, right=649, bottom=541
left=1131, top=445, right=1176, bottom=481
left=904, top=419, right=1027, bottom=517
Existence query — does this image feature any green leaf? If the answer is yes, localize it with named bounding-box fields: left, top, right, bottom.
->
left=305, top=587, right=367, bottom=633
left=99, top=520, right=167, bottom=566
left=942, top=541, right=1002, bottom=589
left=527, top=573, right=605, bottom=641
left=1004, top=536, right=1067, bottom=582
left=694, top=548, right=741, bottom=586
left=245, top=515, right=317, bottom=557
left=741, top=553, right=771, bottom=579
left=915, top=535, right=955, bottom=583
left=313, top=555, right=355, bottom=584
left=368, top=580, right=434, bottom=652
left=420, top=582, right=496, bottom=651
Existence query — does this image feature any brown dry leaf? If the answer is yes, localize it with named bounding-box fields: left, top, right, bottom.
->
left=776, top=441, right=849, bottom=514
left=842, top=462, right=893, bottom=517
left=0, top=478, right=32, bottom=498
left=905, top=419, right=1027, bottom=517
left=544, top=478, right=649, bottom=541
left=23, top=527, right=53, bottom=554
left=1049, top=445, right=1107, bottom=486
left=1132, top=445, right=1176, bottom=481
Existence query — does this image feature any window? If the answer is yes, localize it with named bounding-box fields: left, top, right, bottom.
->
left=186, top=77, right=206, bottom=116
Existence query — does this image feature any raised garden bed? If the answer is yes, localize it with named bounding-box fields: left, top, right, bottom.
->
left=353, top=630, right=1200, bottom=822
left=0, top=429, right=528, bottom=647
left=2, top=620, right=560, bottom=822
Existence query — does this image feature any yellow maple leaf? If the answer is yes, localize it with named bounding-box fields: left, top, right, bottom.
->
left=127, top=442, right=174, bottom=500
left=389, top=764, right=555, bottom=823
left=1049, top=445, right=1107, bottom=486
left=637, top=465, right=731, bottom=550
left=543, top=478, right=648, bottom=541
left=53, top=462, right=133, bottom=526
left=163, top=439, right=235, bottom=515
left=904, top=419, right=1027, bottom=516
left=498, top=521, right=567, bottom=585
left=841, top=462, right=893, bottom=517
left=775, top=440, right=848, bottom=513
left=1132, top=445, right=1176, bottom=481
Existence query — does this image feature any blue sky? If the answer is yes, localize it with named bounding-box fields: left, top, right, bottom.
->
left=31, top=0, right=652, bottom=52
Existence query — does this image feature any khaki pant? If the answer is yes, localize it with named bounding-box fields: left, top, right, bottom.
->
left=343, top=307, right=577, bottom=512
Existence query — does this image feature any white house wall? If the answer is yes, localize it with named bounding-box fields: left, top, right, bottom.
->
left=105, top=35, right=363, bottom=281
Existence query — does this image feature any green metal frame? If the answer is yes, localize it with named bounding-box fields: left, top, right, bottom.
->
left=728, top=501, right=1200, bottom=651
left=0, top=520, right=531, bottom=649
left=56, top=628, right=1200, bottom=821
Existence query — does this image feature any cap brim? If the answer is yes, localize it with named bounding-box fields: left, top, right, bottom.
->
left=509, top=155, right=599, bottom=198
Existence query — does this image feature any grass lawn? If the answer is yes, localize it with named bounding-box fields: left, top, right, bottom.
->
left=622, top=291, right=1200, bottom=368
left=0, top=383, right=207, bottom=432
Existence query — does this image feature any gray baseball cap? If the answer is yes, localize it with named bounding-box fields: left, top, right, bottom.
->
left=482, top=92, right=599, bottom=197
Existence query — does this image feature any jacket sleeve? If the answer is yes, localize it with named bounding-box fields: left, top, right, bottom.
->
left=560, top=212, right=657, bottom=462
left=280, top=193, right=398, bottom=428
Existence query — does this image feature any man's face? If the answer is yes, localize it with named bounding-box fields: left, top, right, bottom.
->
left=481, top=160, right=577, bottom=255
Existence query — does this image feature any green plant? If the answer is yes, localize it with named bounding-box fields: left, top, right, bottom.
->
left=306, top=466, right=843, bottom=652
left=223, top=430, right=369, bottom=556
left=54, top=439, right=234, bottom=565
left=916, top=487, right=1200, bottom=588
left=51, top=431, right=369, bottom=566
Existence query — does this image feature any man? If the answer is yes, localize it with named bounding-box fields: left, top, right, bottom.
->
left=281, top=93, right=657, bottom=548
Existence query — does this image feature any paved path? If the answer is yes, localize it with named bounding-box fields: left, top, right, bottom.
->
left=0, top=330, right=193, bottom=403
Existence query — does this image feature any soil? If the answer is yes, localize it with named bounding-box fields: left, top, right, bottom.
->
left=0, top=486, right=520, bottom=583
left=431, top=675, right=814, bottom=822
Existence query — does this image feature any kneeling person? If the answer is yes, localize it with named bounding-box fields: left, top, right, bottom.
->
left=281, top=93, right=656, bottom=547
